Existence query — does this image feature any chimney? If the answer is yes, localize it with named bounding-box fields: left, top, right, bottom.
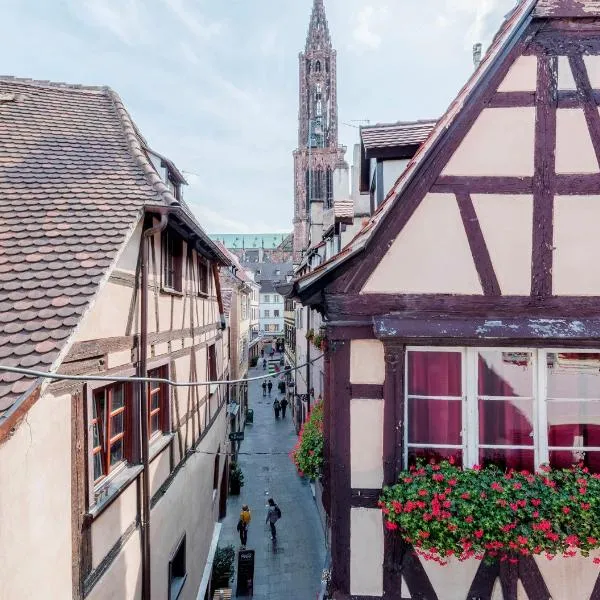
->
left=473, top=43, right=483, bottom=69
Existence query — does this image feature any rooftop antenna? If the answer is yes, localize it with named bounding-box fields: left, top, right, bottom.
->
left=473, top=43, right=483, bottom=69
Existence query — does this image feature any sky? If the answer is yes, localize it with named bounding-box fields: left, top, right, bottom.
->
left=0, top=0, right=516, bottom=234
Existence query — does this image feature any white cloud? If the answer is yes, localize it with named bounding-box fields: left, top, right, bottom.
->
left=75, top=0, right=148, bottom=45
left=352, top=5, right=386, bottom=50
left=161, top=0, right=223, bottom=41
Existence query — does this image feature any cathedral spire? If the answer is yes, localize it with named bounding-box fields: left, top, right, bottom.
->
left=305, top=0, right=331, bottom=51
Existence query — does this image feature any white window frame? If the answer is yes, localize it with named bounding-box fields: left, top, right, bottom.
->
left=404, top=346, right=600, bottom=470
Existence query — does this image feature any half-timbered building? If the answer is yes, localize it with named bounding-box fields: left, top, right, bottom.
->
left=291, top=2, right=600, bottom=598
left=0, top=78, right=232, bottom=600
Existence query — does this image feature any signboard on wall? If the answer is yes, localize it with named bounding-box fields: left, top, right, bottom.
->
left=236, top=549, right=255, bottom=596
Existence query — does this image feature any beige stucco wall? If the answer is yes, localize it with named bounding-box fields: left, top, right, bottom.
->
left=556, top=109, right=599, bottom=174
left=553, top=194, right=600, bottom=295
left=558, top=55, right=576, bottom=90
left=442, top=108, right=535, bottom=177
left=350, top=399, right=384, bottom=488
left=350, top=339, right=385, bottom=384
left=497, top=55, right=537, bottom=92
left=362, top=193, right=483, bottom=295
left=584, top=54, right=600, bottom=88
left=86, top=531, right=142, bottom=600
left=472, top=194, right=533, bottom=295
left=115, top=220, right=143, bottom=275
left=92, top=480, right=138, bottom=569
left=0, top=392, right=72, bottom=600
left=350, top=508, right=384, bottom=596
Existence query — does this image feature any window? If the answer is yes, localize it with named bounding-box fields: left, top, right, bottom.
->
left=208, top=344, right=218, bottom=396
left=274, top=310, right=280, bottom=317
left=163, top=229, right=183, bottom=292
left=148, top=365, right=169, bottom=437
left=92, top=383, right=131, bottom=484
left=198, top=256, right=209, bottom=296
left=264, top=310, right=270, bottom=318
left=263, top=294, right=270, bottom=303
left=405, top=348, right=600, bottom=473
left=241, top=296, right=247, bottom=320
left=169, top=534, right=187, bottom=600
left=315, top=60, right=321, bottom=72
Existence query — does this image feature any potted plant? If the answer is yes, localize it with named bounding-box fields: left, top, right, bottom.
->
left=313, top=333, right=323, bottom=349
left=229, top=462, right=244, bottom=495
left=290, top=401, right=324, bottom=480
left=211, top=545, right=235, bottom=594
left=306, top=328, right=314, bottom=341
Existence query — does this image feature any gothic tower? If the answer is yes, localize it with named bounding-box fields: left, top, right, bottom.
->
left=293, top=0, right=346, bottom=263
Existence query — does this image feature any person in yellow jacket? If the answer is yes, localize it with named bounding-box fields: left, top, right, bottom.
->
left=237, top=505, right=251, bottom=546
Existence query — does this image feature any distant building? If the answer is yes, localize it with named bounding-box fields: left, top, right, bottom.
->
left=210, top=233, right=293, bottom=264
left=258, top=281, right=284, bottom=339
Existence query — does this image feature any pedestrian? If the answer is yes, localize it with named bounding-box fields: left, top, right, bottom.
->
left=263, top=358, right=267, bottom=370
left=265, top=498, right=281, bottom=540
left=237, top=504, right=251, bottom=547
left=261, top=348, right=264, bottom=358
left=280, top=397, right=288, bottom=418
left=267, top=379, right=273, bottom=395
left=278, top=380, right=285, bottom=394
left=273, top=398, right=281, bottom=419
left=262, top=381, right=267, bottom=397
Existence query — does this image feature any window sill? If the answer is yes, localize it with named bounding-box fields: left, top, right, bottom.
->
left=88, top=464, right=144, bottom=520
left=161, top=287, right=184, bottom=297
left=150, top=432, right=174, bottom=463
left=198, top=291, right=209, bottom=298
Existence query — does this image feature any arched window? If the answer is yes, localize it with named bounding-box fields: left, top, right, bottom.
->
left=315, top=60, right=321, bottom=72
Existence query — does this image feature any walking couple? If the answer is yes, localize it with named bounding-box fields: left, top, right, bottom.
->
left=236, top=499, right=282, bottom=544
left=272, top=397, right=288, bottom=419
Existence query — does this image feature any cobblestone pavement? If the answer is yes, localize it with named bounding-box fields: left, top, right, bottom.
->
left=219, top=357, right=326, bottom=599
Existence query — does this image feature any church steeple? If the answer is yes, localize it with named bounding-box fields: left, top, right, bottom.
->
left=292, top=0, right=346, bottom=262
left=305, top=0, right=331, bottom=51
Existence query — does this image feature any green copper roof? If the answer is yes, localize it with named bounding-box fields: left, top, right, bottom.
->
left=210, top=233, right=291, bottom=250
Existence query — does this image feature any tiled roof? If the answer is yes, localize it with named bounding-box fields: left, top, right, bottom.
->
left=333, top=199, right=355, bottom=221
left=222, top=289, right=233, bottom=317
left=0, top=77, right=222, bottom=421
left=360, top=120, right=437, bottom=151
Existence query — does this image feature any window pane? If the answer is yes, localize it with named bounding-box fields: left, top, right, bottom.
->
left=110, top=439, right=123, bottom=466
left=151, top=392, right=160, bottom=411
left=547, top=400, right=600, bottom=447
left=478, top=399, right=534, bottom=445
left=478, top=351, right=533, bottom=397
left=93, top=452, right=104, bottom=481
left=94, top=390, right=106, bottom=419
left=479, top=448, right=534, bottom=472
left=407, top=351, right=462, bottom=396
left=151, top=413, right=160, bottom=434
left=92, top=423, right=100, bottom=448
left=408, top=447, right=462, bottom=467
left=408, top=398, right=462, bottom=444
left=550, top=449, right=600, bottom=472
left=112, top=385, right=125, bottom=410
left=547, top=353, right=600, bottom=399
left=111, top=412, right=124, bottom=436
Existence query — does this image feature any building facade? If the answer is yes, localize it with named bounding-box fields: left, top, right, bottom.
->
left=291, top=2, right=600, bottom=598
left=0, top=78, right=232, bottom=600
left=259, top=282, right=285, bottom=339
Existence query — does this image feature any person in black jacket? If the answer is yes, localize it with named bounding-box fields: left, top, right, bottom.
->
left=280, top=397, right=288, bottom=418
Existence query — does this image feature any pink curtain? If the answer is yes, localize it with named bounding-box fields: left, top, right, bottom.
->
left=478, top=357, right=534, bottom=471
left=407, top=352, right=462, bottom=464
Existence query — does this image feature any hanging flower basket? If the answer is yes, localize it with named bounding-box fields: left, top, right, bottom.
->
left=290, top=401, right=323, bottom=480
left=379, top=459, right=600, bottom=565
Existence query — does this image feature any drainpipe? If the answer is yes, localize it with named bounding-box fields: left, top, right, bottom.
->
left=306, top=308, right=311, bottom=417
left=140, top=207, right=170, bottom=600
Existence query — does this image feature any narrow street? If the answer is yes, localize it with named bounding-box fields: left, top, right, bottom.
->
left=219, top=357, right=326, bottom=599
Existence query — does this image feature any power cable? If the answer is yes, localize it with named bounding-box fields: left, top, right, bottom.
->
left=0, top=355, right=324, bottom=387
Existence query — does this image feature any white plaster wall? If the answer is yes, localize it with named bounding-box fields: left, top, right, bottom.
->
left=556, top=109, right=599, bottom=174
left=74, top=281, right=134, bottom=342
left=383, top=159, right=410, bottom=198
left=115, top=220, right=143, bottom=274
left=92, top=480, right=138, bottom=569
left=350, top=339, right=385, bottom=385
left=86, top=531, right=142, bottom=600
left=350, top=508, right=384, bottom=596
left=442, top=108, right=535, bottom=177
left=497, top=55, right=538, bottom=92
left=150, top=409, right=226, bottom=600
left=558, top=55, right=576, bottom=90
left=584, top=55, right=600, bottom=89
left=420, top=557, right=482, bottom=599
left=350, top=399, right=384, bottom=488
left=553, top=195, right=600, bottom=295
left=362, top=193, right=483, bottom=295
left=334, top=162, right=350, bottom=199
left=0, top=393, right=72, bottom=600
left=472, top=194, right=533, bottom=295
left=535, top=549, right=600, bottom=600
left=149, top=446, right=171, bottom=497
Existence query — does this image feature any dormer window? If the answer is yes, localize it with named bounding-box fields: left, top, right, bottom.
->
left=163, top=229, right=183, bottom=293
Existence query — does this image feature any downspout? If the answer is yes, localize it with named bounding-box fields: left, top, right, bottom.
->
left=211, top=261, right=227, bottom=330
left=140, top=207, right=170, bottom=600
left=306, top=307, right=311, bottom=416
